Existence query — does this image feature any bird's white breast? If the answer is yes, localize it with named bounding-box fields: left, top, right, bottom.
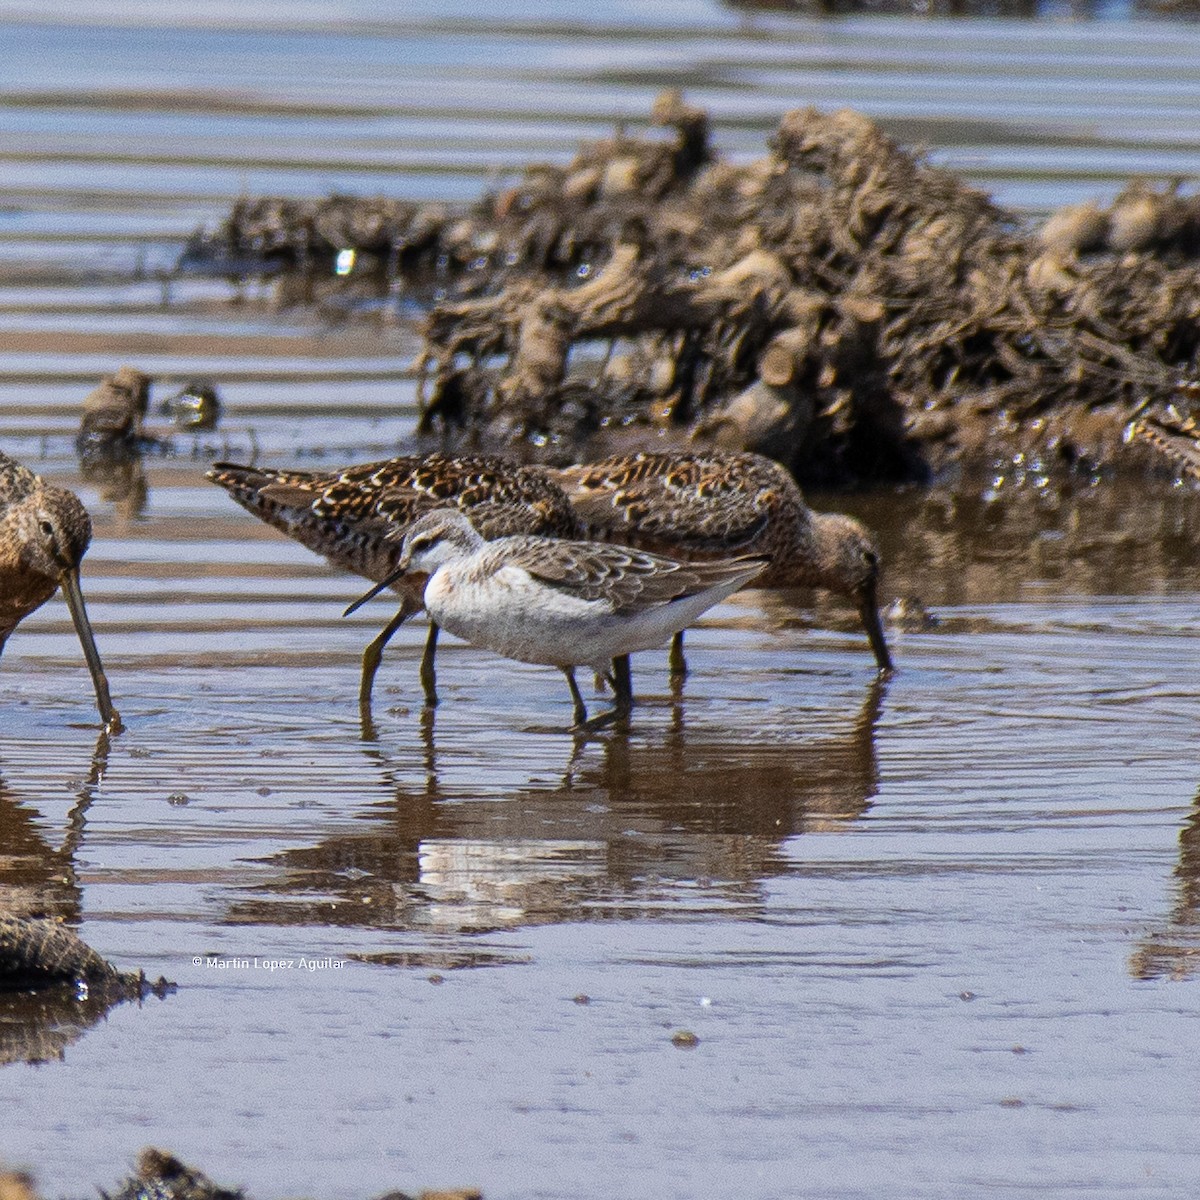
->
left=424, top=561, right=614, bottom=667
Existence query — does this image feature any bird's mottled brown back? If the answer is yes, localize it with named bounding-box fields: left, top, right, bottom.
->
left=1131, top=413, right=1200, bottom=480
left=549, top=449, right=813, bottom=585
left=208, top=453, right=580, bottom=585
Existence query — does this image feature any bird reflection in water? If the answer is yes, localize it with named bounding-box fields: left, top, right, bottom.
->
left=0, top=727, right=111, bottom=921
left=0, top=730, right=125, bottom=1066
left=224, top=677, right=887, bottom=942
left=1129, top=785, right=1200, bottom=982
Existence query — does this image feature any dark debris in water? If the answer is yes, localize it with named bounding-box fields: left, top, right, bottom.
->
left=0, top=917, right=175, bottom=1066
left=100, top=1152, right=245, bottom=1200
left=3, top=1149, right=481, bottom=1200
left=189, top=93, right=1200, bottom=486
left=0, top=915, right=170, bottom=997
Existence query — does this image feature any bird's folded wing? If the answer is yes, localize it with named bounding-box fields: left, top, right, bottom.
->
left=513, top=539, right=762, bottom=613
left=1133, top=416, right=1200, bottom=480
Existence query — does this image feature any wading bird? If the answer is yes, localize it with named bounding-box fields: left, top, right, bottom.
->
left=546, top=449, right=893, bottom=675
left=349, top=508, right=767, bottom=728
left=0, top=452, right=119, bottom=729
left=208, top=454, right=579, bottom=711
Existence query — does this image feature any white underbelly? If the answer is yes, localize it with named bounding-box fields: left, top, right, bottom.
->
left=424, top=563, right=730, bottom=670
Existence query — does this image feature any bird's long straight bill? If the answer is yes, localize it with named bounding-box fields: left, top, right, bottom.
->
left=59, top=566, right=122, bottom=730
left=857, top=580, right=894, bottom=673
left=343, top=566, right=405, bottom=618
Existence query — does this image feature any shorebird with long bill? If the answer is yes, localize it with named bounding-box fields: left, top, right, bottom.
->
left=0, top=451, right=120, bottom=729
left=546, top=449, right=893, bottom=676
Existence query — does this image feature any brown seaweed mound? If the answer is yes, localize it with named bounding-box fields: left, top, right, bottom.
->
left=194, top=94, right=1200, bottom=485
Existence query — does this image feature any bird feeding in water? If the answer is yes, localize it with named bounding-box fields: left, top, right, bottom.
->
left=207, top=454, right=579, bottom=712
left=546, top=449, right=893, bottom=676
left=0, top=451, right=120, bottom=729
left=347, top=508, right=767, bottom=728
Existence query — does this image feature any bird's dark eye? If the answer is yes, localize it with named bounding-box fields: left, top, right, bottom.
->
left=39, top=519, right=55, bottom=538
left=863, top=549, right=878, bottom=568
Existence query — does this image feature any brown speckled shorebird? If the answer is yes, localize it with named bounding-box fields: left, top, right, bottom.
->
left=546, top=449, right=893, bottom=675
left=76, top=365, right=151, bottom=448
left=207, top=454, right=579, bottom=711
left=0, top=451, right=120, bottom=729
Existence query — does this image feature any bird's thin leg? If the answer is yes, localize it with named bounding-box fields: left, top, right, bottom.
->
left=359, top=602, right=416, bottom=712
left=610, top=655, right=633, bottom=714
left=420, top=622, right=440, bottom=708
left=668, top=630, right=688, bottom=679
left=562, top=667, right=589, bottom=727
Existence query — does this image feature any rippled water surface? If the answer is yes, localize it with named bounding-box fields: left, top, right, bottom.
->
left=2, top=3, right=1200, bottom=1198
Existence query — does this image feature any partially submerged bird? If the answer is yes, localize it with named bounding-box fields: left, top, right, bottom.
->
left=546, top=449, right=893, bottom=674
left=75, top=365, right=151, bottom=454
left=350, top=508, right=767, bottom=727
left=0, top=452, right=120, bottom=729
left=207, top=454, right=579, bottom=710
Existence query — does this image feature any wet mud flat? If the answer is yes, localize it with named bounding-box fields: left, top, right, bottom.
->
left=2, top=462, right=1200, bottom=1198
left=4, top=3, right=1200, bottom=1197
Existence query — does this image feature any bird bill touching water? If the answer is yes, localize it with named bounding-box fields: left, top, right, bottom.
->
left=0, top=452, right=120, bottom=730
left=348, top=508, right=768, bottom=728
left=547, top=449, right=893, bottom=675
left=211, top=449, right=891, bottom=719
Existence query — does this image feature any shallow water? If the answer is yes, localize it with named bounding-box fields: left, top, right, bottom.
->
left=2, top=3, right=1200, bottom=1198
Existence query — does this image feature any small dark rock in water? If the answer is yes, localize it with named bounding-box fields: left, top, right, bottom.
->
left=103, top=1149, right=244, bottom=1200
left=427, top=973, right=445, bottom=985
left=670, top=1029, right=700, bottom=1048
left=159, top=380, right=222, bottom=432
left=885, top=595, right=940, bottom=632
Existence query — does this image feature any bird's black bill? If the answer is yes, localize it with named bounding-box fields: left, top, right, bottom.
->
left=343, top=565, right=405, bottom=618
left=857, top=580, right=894, bottom=674
left=59, top=566, right=122, bottom=731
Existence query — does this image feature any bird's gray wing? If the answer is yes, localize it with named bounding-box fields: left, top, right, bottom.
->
left=505, top=537, right=765, bottom=614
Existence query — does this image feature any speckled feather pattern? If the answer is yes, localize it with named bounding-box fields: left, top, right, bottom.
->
left=471, top=534, right=767, bottom=614
left=549, top=449, right=876, bottom=594
left=207, top=453, right=581, bottom=595
left=1132, top=415, right=1200, bottom=480
left=0, top=452, right=38, bottom=518
left=0, top=451, right=95, bottom=648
